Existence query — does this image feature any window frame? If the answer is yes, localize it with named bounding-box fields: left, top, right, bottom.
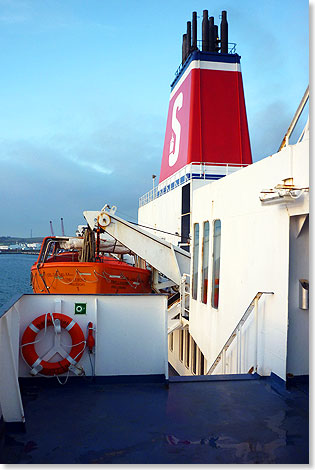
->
left=201, top=221, right=210, bottom=304
left=192, top=223, right=200, bottom=300
left=211, top=219, right=221, bottom=309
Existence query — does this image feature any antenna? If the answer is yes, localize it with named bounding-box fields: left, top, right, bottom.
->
left=50, top=221, right=55, bottom=237
left=61, top=217, right=65, bottom=236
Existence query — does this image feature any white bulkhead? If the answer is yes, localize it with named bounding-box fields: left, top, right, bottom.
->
left=138, top=132, right=309, bottom=381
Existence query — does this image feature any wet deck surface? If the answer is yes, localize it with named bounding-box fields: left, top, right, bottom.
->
left=0, top=375, right=308, bottom=464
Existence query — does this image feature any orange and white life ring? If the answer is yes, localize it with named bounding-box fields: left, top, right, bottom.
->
left=21, top=313, right=85, bottom=376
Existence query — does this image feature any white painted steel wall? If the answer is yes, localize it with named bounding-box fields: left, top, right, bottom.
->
left=189, top=138, right=309, bottom=381
left=1, top=294, right=168, bottom=379
left=0, top=302, right=24, bottom=425
left=94, top=295, right=167, bottom=376
left=287, top=215, right=309, bottom=375
left=138, top=179, right=212, bottom=246
left=138, top=184, right=183, bottom=246
left=0, top=293, right=168, bottom=424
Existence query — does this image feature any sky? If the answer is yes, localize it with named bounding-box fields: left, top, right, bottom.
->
left=0, top=0, right=309, bottom=238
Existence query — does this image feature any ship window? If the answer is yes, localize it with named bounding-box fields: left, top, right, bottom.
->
left=181, top=183, right=191, bottom=252
left=192, top=339, right=197, bottom=374
left=179, top=329, right=184, bottom=362
left=185, top=330, right=190, bottom=368
left=211, top=220, right=221, bottom=309
left=192, top=223, right=200, bottom=300
left=201, top=221, right=210, bottom=304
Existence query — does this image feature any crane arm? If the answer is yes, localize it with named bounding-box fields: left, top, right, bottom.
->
left=83, top=208, right=190, bottom=286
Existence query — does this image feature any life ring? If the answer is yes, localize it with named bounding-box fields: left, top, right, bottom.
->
left=21, top=313, right=85, bottom=376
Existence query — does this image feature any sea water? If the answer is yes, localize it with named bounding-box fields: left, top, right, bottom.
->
left=0, top=254, right=38, bottom=308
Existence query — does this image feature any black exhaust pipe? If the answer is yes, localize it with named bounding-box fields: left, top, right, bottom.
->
left=202, top=10, right=209, bottom=51
left=209, top=16, right=215, bottom=52
left=192, top=11, right=197, bottom=50
left=182, top=33, right=187, bottom=64
left=187, top=21, right=191, bottom=56
left=220, top=10, right=228, bottom=53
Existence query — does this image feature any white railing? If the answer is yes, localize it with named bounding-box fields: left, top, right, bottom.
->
left=206, top=291, right=273, bottom=375
left=180, top=273, right=191, bottom=320
left=139, top=162, right=249, bottom=207
left=172, top=43, right=237, bottom=87
left=278, top=85, right=309, bottom=151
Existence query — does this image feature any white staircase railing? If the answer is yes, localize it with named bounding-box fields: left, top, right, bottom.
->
left=180, top=273, right=191, bottom=320
left=167, top=300, right=181, bottom=334
left=167, top=274, right=190, bottom=334
left=206, top=291, right=274, bottom=375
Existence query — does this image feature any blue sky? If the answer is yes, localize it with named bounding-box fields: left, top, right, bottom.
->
left=0, top=0, right=309, bottom=237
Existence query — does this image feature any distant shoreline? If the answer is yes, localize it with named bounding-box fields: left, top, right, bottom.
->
left=0, top=251, right=39, bottom=255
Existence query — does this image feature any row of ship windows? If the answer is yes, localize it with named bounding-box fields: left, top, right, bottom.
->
left=192, top=219, right=221, bottom=308
left=169, top=329, right=206, bottom=375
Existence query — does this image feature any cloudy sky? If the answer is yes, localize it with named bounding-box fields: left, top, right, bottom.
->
left=0, top=0, right=309, bottom=237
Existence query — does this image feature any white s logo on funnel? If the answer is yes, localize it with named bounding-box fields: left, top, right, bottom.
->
left=169, top=92, right=183, bottom=167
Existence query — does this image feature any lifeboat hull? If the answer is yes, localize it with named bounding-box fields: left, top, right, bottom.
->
left=31, top=259, right=152, bottom=294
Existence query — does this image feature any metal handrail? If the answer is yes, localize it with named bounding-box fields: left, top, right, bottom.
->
left=139, top=162, right=248, bottom=207
left=278, top=85, right=309, bottom=151
left=173, top=43, right=238, bottom=83
left=180, top=273, right=191, bottom=319
left=206, top=291, right=274, bottom=375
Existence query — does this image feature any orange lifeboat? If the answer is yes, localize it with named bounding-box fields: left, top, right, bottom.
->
left=31, top=235, right=152, bottom=295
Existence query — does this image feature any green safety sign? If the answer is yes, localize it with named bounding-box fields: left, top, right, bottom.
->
left=74, top=303, right=87, bottom=315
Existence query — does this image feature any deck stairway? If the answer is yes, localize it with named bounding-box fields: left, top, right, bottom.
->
left=167, top=300, right=181, bottom=334
left=207, top=292, right=273, bottom=375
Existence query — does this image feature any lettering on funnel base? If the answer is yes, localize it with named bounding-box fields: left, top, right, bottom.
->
left=169, top=92, right=183, bottom=167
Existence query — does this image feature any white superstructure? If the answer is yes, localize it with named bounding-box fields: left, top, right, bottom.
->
left=139, top=119, right=309, bottom=381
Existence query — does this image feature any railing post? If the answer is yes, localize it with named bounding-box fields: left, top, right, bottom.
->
left=236, top=327, right=242, bottom=373
left=239, top=328, right=242, bottom=373
left=180, top=274, right=186, bottom=319
left=222, top=348, right=226, bottom=374
left=180, top=273, right=191, bottom=320
left=255, top=296, right=259, bottom=372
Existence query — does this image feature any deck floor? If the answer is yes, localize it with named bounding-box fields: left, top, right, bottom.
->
left=0, top=374, right=309, bottom=464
